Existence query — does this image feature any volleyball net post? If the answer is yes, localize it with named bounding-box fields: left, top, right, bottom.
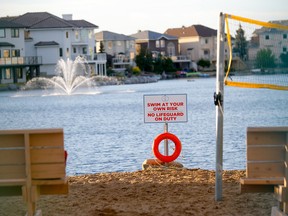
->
left=215, top=12, right=225, bottom=201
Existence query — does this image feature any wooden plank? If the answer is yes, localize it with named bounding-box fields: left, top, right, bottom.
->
left=240, top=184, right=275, bottom=193
left=0, top=165, right=26, bottom=179
left=0, top=179, right=26, bottom=186
left=0, top=134, right=25, bottom=147
left=248, top=127, right=288, bottom=132
left=30, top=148, right=65, bottom=164
left=0, top=186, right=22, bottom=196
left=247, top=162, right=285, bottom=178
left=247, top=131, right=287, bottom=146
left=274, top=185, right=288, bottom=202
left=247, top=146, right=285, bottom=161
left=0, top=149, right=25, bottom=165
left=29, top=131, right=64, bottom=147
left=39, top=183, right=69, bottom=195
left=31, top=163, right=65, bottom=179
left=32, top=178, right=67, bottom=185
left=240, top=177, right=284, bottom=185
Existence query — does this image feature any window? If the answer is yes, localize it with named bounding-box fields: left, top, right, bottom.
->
left=156, top=40, right=160, bottom=48
left=283, top=34, right=287, bottom=39
left=73, top=47, right=77, bottom=53
left=167, top=42, right=175, bottom=56
left=204, top=50, right=210, bottom=55
left=205, top=38, right=209, bottom=44
left=59, top=48, right=63, bottom=57
left=16, top=68, right=23, bottom=79
left=66, top=32, right=69, bottom=38
left=0, top=29, right=5, bottom=38
left=88, top=30, right=93, bottom=39
left=12, top=49, right=20, bottom=57
left=108, top=41, right=112, bottom=49
left=82, top=47, right=87, bottom=54
left=3, top=50, right=10, bottom=58
left=265, top=35, right=270, bottom=40
left=66, top=48, right=69, bottom=57
left=160, top=40, right=165, bottom=48
left=11, top=28, right=19, bottom=38
left=4, top=68, right=11, bottom=79
left=75, top=31, right=79, bottom=40
left=24, top=30, right=30, bottom=39
left=283, top=47, right=287, bottom=53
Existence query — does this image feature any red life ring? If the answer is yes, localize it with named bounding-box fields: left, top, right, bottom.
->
left=153, top=132, right=182, bottom=163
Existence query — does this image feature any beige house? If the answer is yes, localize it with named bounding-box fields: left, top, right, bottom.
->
left=249, top=20, right=288, bottom=64
left=165, top=25, right=218, bottom=64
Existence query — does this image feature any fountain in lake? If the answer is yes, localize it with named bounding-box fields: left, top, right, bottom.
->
left=26, top=56, right=93, bottom=95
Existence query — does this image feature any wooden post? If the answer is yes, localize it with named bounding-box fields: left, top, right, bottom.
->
left=24, top=133, right=35, bottom=216
left=215, top=12, right=225, bottom=201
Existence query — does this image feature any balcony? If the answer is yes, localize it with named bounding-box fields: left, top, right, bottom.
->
left=112, top=56, right=131, bottom=65
left=0, top=56, right=42, bottom=66
left=171, top=55, right=191, bottom=63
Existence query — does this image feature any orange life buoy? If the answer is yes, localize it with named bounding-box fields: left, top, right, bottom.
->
left=153, top=132, right=182, bottom=163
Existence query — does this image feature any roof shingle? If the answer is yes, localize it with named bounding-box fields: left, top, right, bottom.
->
left=164, top=25, right=217, bottom=37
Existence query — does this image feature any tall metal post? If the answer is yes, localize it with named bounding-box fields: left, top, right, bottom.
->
left=164, top=122, right=169, bottom=156
left=215, top=12, right=225, bottom=201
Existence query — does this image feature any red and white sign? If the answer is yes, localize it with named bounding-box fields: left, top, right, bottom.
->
left=144, top=94, right=188, bottom=123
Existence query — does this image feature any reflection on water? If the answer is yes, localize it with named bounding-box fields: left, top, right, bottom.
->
left=0, top=78, right=287, bottom=175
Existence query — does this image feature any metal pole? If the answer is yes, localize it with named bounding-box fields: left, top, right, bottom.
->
left=164, top=122, right=169, bottom=156
left=215, top=12, right=225, bottom=201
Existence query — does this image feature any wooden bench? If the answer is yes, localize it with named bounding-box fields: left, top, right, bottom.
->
left=0, top=128, right=68, bottom=216
left=239, top=127, right=288, bottom=215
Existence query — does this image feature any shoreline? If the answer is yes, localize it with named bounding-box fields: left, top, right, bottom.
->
left=0, top=168, right=276, bottom=216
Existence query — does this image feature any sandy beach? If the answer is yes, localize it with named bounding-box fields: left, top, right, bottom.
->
left=0, top=168, right=276, bottom=216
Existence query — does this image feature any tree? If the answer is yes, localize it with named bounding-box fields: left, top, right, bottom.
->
left=233, top=24, right=248, bottom=60
left=197, top=59, right=211, bottom=68
left=135, top=48, right=153, bottom=72
left=255, top=48, right=276, bottom=69
left=280, top=52, right=288, bottom=67
left=162, top=57, right=176, bottom=72
left=99, top=41, right=105, bottom=53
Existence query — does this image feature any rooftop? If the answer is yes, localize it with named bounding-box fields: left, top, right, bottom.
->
left=164, top=25, right=217, bottom=37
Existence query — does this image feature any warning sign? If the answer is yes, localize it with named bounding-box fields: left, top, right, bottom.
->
left=143, top=94, right=188, bottom=123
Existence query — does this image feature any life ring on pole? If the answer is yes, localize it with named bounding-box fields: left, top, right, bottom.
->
left=153, top=132, right=182, bottom=163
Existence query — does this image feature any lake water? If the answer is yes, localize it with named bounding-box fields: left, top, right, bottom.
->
left=0, top=78, right=287, bottom=176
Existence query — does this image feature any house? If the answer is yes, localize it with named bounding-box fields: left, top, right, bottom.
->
left=248, top=20, right=288, bottom=64
left=130, top=30, right=179, bottom=57
left=95, top=31, right=136, bottom=72
left=0, top=18, right=39, bottom=84
left=0, top=12, right=106, bottom=84
left=164, top=25, right=218, bottom=65
left=130, top=30, right=191, bottom=70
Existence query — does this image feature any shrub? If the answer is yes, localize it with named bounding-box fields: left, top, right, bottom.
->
left=132, top=66, right=141, bottom=76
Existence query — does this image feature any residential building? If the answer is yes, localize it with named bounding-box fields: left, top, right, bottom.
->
left=164, top=25, right=218, bottom=65
left=95, top=31, right=136, bottom=72
left=130, top=30, right=179, bottom=57
left=0, top=12, right=106, bottom=84
left=248, top=20, right=288, bottom=64
left=0, top=18, right=41, bottom=84
left=130, top=30, right=192, bottom=70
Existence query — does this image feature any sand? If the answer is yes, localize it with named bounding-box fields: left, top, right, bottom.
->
left=0, top=168, right=276, bottom=216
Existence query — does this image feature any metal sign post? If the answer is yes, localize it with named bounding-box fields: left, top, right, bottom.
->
left=164, top=122, right=169, bottom=156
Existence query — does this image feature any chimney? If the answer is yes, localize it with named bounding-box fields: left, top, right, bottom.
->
left=62, top=14, right=73, bottom=20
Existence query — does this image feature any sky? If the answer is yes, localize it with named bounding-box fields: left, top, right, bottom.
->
left=1, top=0, right=288, bottom=35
